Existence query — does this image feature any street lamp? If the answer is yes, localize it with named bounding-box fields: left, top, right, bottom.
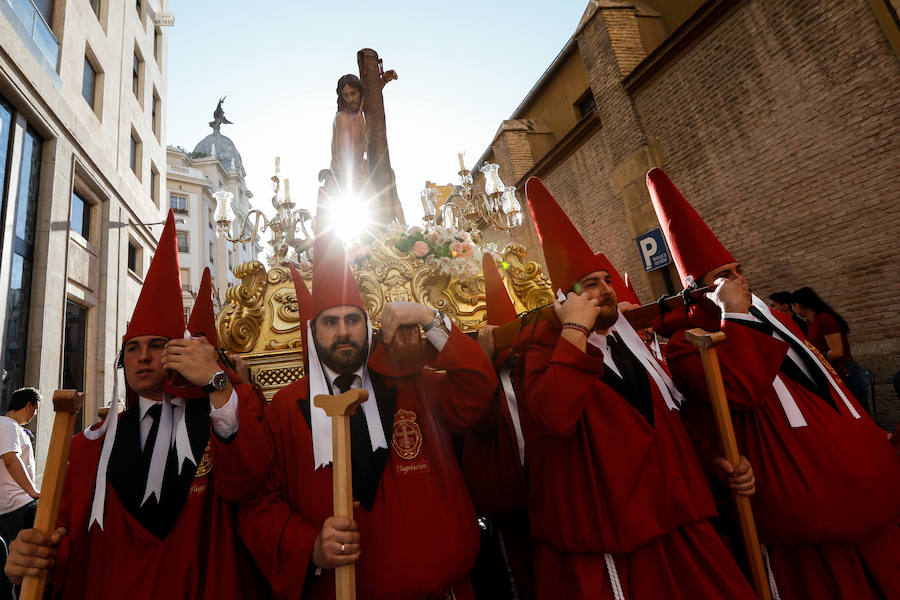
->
left=212, top=190, right=234, bottom=302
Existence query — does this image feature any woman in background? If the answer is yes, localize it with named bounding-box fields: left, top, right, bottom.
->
left=792, top=287, right=869, bottom=411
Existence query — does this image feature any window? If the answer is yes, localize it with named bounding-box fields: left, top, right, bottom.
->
left=132, top=46, right=144, bottom=104
left=176, top=231, right=189, bottom=253
left=63, top=301, right=88, bottom=433
left=154, top=28, right=162, bottom=63
left=149, top=163, right=159, bottom=207
left=209, top=242, right=214, bottom=264
left=170, top=194, right=187, bottom=214
left=208, top=209, right=214, bottom=230
left=82, top=56, right=97, bottom=108
left=70, top=190, right=91, bottom=240
left=180, top=268, right=190, bottom=292
left=2, top=127, right=42, bottom=411
left=128, top=239, right=141, bottom=274
left=0, top=97, right=15, bottom=256
left=151, top=89, right=160, bottom=140
left=130, top=130, right=141, bottom=179
left=575, top=89, right=597, bottom=119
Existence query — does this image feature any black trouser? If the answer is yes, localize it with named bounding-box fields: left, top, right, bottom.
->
left=0, top=499, right=38, bottom=547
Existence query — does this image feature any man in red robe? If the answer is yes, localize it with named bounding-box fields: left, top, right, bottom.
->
left=4, top=215, right=266, bottom=599
left=217, top=231, right=498, bottom=599
left=647, top=167, right=900, bottom=599
left=459, top=254, right=533, bottom=600
left=519, top=178, right=757, bottom=599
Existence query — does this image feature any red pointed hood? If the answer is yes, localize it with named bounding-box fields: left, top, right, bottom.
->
left=525, top=177, right=609, bottom=292
left=646, top=168, right=734, bottom=286
left=124, top=209, right=185, bottom=343
left=187, top=267, right=217, bottom=346
left=310, top=230, right=365, bottom=319
left=482, top=254, right=517, bottom=326
left=290, top=263, right=313, bottom=374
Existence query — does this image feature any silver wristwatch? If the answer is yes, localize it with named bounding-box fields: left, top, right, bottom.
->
left=422, top=308, right=444, bottom=333
left=202, top=370, right=228, bottom=394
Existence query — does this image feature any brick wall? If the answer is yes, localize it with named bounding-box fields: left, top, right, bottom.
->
left=630, top=0, right=900, bottom=423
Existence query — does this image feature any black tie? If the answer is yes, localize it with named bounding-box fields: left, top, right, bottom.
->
left=333, top=374, right=386, bottom=511
left=142, top=403, right=162, bottom=463
left=606, top=335, right=654, bottom=426
left=746, top=306, right=837, bottom=411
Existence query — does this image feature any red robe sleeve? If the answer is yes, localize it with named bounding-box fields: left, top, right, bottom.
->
left=426, top=323, right=499, bottom=434
left=211, top=383, right=274, bottom=502
left=666, top=319, right=789, bottom=410
left=522, top=334, right=607, bottom=437
left=235, top=395, right=320, bottom=600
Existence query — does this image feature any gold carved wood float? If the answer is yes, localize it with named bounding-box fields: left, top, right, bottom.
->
left=217, top=240, right=553, bottom=399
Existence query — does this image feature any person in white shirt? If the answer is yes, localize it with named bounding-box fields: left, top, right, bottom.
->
left=0, top=387, right=40, bottom=548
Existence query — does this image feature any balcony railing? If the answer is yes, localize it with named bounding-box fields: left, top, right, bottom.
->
left=7, top=0, right=59, bottom=70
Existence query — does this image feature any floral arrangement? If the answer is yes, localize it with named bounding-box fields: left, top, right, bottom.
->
left=347, top=223, right=483, bottom=282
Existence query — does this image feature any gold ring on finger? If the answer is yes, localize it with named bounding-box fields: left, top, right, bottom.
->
left=340, top=543, right=345, bottom=555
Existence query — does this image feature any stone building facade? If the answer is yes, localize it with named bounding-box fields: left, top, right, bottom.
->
left=0, top=0, right=170, bottom=469
left=475, top=0, right=900, bottom=424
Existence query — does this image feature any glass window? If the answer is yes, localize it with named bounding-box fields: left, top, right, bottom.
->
left=151, top=91, right=160, bottom=139
left=209, top=242, right=214, bottom=264
left=154, top=29, right=161, bottom=62
left=130, top=132, right=140, bottom=177
left=132, top=52, right=140, bottom=97
left=70, top=190, right=91, bottom=240
left=170, top=194, right=187, bottom=213
left=150, top=164, right=158, bottom=206
left=180, top=268, right=190, bottom=291
left=63, top=301, right=88, bottom=433
left=176, top=231, right=189, bottom=253
left=2, top=128, right=42, bottom=411
left=575, top=89, right=597, bottom=119
left=128, top=240, right=139, bottom=273
left=0, top=96, right=14, bottom=258
left=82, top=56, right=96, bottom=108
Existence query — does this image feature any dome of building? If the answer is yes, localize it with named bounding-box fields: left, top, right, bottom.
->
left=192, top=131, right=243, bottom=170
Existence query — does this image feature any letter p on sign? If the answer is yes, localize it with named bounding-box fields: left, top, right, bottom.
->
left=635, top=228, right=671, bottom=272
left=639, top=238, right=657, bottom=269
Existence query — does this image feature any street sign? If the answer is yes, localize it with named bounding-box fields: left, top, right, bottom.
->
left=154, top=12, right=175, bottom=26
left=636, top=228, right=671, bottom=271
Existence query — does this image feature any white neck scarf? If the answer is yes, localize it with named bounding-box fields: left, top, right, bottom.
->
left=86, top=335, right=199, bottom=530
left=306, top=317, right=388, bottom=470
left=749, top=295, right=859, bottom=427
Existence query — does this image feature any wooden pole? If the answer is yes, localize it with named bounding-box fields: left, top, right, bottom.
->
left=684, top=329, right=772, bottom=600
left=20, top=390, right=83, bottom=600
left=313, top=389, right=369, bottom=600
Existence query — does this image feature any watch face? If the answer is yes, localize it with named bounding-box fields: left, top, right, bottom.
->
left=212, top=371, right=228, bottom=390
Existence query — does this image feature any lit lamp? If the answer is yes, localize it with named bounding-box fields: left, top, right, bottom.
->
left=211, top=189, right=235, bottom=302
left=213, top=190, right=234, bottom=235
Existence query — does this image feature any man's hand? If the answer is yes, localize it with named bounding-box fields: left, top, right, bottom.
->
left=162, top=337, right=220, bottom=386
left=554, top=291, right=600, bottom=330
left=705, top=277, right=751, bottom=314
left=713, top=456, right=755, bottom=496
left=5, top=527, right=67, bottom=585
left=477, top=325, right=496, bottom=359
left=312, top=516, right=361, bottom=569
left=380, top=302, right=435, bottom=344
left=228, top=352, right=251, bottom=385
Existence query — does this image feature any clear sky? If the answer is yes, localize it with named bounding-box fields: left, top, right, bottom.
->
left=166, top=0, right=589, bottom=226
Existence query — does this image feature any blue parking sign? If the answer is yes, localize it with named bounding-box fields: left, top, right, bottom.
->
left=636, top=228, right=671, bottom=271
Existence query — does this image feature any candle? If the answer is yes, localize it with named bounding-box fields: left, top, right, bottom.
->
left=275, top=156, right=281, bottom=173
left=284, top=178, right=291, bottom=200
left=457, top=152, right=465, bottom=171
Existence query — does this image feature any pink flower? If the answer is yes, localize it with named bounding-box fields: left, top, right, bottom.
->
left=427, top=231, right=440, bottom=244
left=450, top=241, right=473, bottom=258
left=412, top=241, right=429, bottom=257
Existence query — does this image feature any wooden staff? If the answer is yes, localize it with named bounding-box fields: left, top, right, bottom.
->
left=492, top=285, right=715, bottom=351
left=684, top=329, right=772, bottom=600
left=21, top=390, right=83, bottom=600
left=313, top=389, right=369, bottom=600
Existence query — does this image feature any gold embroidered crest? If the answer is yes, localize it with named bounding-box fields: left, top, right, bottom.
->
left=391, top=409, right=423, bottom=460
left=194, top=441, right=213, bottom=478
left=804, top=340, right=839, bottom=378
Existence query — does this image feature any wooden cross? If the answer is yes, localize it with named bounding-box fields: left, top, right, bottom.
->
left=685, top=329, right=772, bottom=600
left=313, top=389, right=369, bottom=600
left=21, top=390, right=84, bottom=600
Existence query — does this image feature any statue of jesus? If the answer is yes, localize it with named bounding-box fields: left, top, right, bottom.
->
left=330, top=74, right=369, bottom=197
